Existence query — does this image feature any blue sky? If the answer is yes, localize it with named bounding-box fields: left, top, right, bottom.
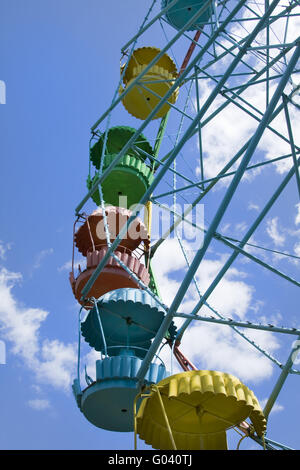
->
left=0, top=0, right=299, bottom=450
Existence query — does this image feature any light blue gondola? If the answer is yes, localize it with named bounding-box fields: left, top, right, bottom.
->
left=81, top=288, right=177, bottom=358
left=162, top=0, right=213, bottom=31
left=72, top=349, right=168, bottom=431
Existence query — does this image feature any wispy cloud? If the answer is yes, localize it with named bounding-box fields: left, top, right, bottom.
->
left=266, top=217, right=285, bottom=247
left=0, top=241, right=12, bottom=261
left=260, top=399, right=284, bottom=414
left=220, top=223, right=231, bottom=234
left=28, top=399, right=51, bottom=411
left=295, top=203, right=300, bottom=226
left=248, top=202, right=260, bottom=212
left=58, top=257, right=85, bottom=272
left=235, top=222, right=248, bottom=237
left=294, top=242, right=300, bottom=257
left=181, top=324, right=279, bottom=384
left=0, top=267, right=77, bottom=392
left=33, top=248, right=54, bottom=270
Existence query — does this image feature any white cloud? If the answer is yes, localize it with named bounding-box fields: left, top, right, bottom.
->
left=220, top=223, right=231, bottom=234
left=295, top=203, right=300, bottom=226
left=260, top=399, right=284, bottom=414
left=194, top=258, right=253, bottom=320
left=270, top=402, right=284, bottom=414
left=58, top=257, right=85, bottom=272
left=0, top=245, right=5, bottom=260
left=158, top=320, right=280, bottom=384
left=0, top=241, right=12, bottom=260
left=33, top=248, right=54, bottom=270
left=152, top=239, right=280, bottom=383
left=197, top=77, right=298, bottom=182
left=266, top=217, right=285, bottom=247
left=235, top=222, right=248, bottom=237
left=153, top=239, right=254, bottom=318
left=152, top=238, right=187, bottom=306
left=195, top=82, right=259, bottom=181
left=37, top=340, right=77, bottom=390
left=28, top=399, right=51, bottom=411
left=31, top=384, right=42, bottom=394
left=180, top=323, right=280, bottom=383
left=0, top=268, right=48, bottom=361
left=294, top=242, right=300, bottom=257
left=0, top=267, right=77, bottom=392
left=248, top=202, right=260, bottom=212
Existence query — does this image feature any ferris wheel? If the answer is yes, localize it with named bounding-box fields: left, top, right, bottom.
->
left=70, top=0, right=300, bottom=450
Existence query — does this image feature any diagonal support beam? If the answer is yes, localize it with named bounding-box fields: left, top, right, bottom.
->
left=263, top=335, right=300, bottom=419
left=283, top=93, right=300, bottom=199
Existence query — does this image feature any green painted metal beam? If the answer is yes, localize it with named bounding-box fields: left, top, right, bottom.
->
left=152, top=152, right=298, bottom=199
left=263, top=335, right=300, bottom=419
left=175, top=313, right=300, bottom=336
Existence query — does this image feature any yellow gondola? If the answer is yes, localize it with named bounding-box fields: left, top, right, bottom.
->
left=120, top=47, right=179, bottom=120
left=136, top=370, right=266, bottom=450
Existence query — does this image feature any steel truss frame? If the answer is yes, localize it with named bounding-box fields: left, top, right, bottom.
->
left=74, top=0, right=300, bottom=450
